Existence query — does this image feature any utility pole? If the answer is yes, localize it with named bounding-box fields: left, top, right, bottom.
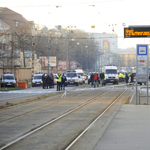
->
left=81, top=45, right=83, bottom=69
left=48, top=38, right=50, bottom=74
left=56, top=46, right=58, bottom=73
left=31, top=38, right=35, bottom=79
left=11, top=20, right=14, bottom=73
left=66, top=35, right=69, bottom=71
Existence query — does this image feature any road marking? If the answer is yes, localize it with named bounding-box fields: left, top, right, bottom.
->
left=129, top=92, right=135, bottom=103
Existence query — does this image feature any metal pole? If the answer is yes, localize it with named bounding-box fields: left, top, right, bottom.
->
left=67, top=38, right=69, bottom=71
left=31, top=41, right=35, bottom=79
left=147, top=45, right=149, bottom=105
left=48, top=38, right=50, bottom=74
left=81, top=45, right=82, bottom=68
left=11, top=20, right=14, bottom=73
left=86, top=47, right=88, bottom=71
left=136, top=45, right=138, bottom=105
left=56, top=47, right=58, bottom=73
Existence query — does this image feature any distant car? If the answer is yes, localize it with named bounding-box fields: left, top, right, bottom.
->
left=0, top=72, right=17, bottom=87
left=32, top=73, right=43, bottom=87
left=66, top=71, right=80, bottom=86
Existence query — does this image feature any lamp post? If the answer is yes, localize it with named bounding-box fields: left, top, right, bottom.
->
left=85, top=46, right=88, bottom=71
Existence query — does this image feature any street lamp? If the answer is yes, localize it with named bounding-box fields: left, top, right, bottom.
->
left=85, top=46, right=88, bottom=71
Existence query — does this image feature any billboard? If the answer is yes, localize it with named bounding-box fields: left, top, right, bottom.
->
left=39, top=57, right=48, bottom=67
left=70, top=61, right=77, bottom=70
left=49, top=56, right=56, bottom=67
left=103, top=39, right=110, bottom=51
left=39, top=56, right=56, bottom=67
left=58, top=61, right=66, bottom=70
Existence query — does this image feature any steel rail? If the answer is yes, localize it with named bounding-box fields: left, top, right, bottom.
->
left=65, top=86, right=127, bottom=150
left=0, top=87, right=112, bottom=150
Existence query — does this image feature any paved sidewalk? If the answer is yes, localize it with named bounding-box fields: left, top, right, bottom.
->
left=95, top=104, right=150, bottom=150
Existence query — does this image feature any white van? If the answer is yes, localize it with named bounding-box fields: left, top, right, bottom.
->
left=105, top=65, right=118, bottom=84
left=32, top=73, right=43, bottom=87
left=66, top=71, right=80, bottom=86
left=1, top=72, right=17, bottom=87
left=75, top=69, right=86, bottom=84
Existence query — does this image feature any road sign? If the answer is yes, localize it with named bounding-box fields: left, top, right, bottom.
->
left=124, top=26, right=150, bottom=38
left=136, top=44, right=149, bottom=105
left=136, top=45, right=148, bottom=82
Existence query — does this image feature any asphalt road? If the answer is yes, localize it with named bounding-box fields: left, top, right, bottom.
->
left=0, top=85, right=76, bottom=101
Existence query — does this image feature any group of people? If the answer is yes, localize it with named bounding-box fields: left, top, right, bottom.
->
left=42, top=73, right=67, bottom=91
left=118, top=72, right=134, bottom=84
left=90, top=72, right=106, bottom=88
left=42, top=73, right=55, bottom=89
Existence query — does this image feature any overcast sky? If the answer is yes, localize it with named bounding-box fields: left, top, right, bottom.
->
left=1, top=0, right=150, bottom=49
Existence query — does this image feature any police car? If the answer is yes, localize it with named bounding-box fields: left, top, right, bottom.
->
left=0, top=72, right=17, bottom=87
left=66, top=71, right=80, bottom=86
left=32, top=73, right=43, bottom=87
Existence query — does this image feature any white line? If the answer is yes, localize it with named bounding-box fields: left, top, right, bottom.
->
left=65, top=86, right=127, bottom=150
left=129, top=92, right=135, bottom=103
left=0, top=88, right=112, bottom=150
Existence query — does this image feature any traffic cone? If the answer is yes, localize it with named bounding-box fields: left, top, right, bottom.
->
left=25, top=83, right=28, bottom=89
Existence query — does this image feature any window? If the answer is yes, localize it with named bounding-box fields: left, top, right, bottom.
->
left=106, top=69, right=117, bottom=74
left=67, top=73, right=77, bottom=77
left=15, top=21, right=18, bottom=27
left=3, top=76, right=14, bottom=80
left=34, top=76, right=42, bottom=79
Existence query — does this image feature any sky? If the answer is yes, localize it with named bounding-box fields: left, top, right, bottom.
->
left=1, top=0, right=150, bottom=49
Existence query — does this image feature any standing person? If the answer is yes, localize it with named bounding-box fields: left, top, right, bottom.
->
left=61, top=73, right=67, bottom=90
left=125, top=73, right=129, bottom=84
left=90, top=72, right=94, bottom=87
left=57, top=73, right=62, bottom=91
left=46, top=74, right=51, bottom=89
left=130, top=73, right=134, bottom=83
left=42, top=73, right=47, bottom=89
left=94, top=73, right=99, bottom=88
left=100, top=72, right=104, bottom=86
left=122, top=73, right=125, bottom=82
left=50, top=74, right=54, bottom=88
left=119, top=73, right=122, bottom=82
left=103, top=73, right=106, bottom=86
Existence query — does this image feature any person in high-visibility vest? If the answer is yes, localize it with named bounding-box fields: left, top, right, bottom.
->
left=103, top=74, right=106, bottom=86
left=119, top=73, right=122, bottom=82
left=57, top=73, right=62, bottom=91
left=122, top=73, right=125, bottom=82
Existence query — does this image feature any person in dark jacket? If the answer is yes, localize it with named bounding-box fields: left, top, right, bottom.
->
left=46, top=74, right=52, bottom=89
left=90, top=72, right=94, bottom=86
left=61, top=73, right=67, bottom=90
left=130, top=73, right=134, bottom=83
left=42, top=73, right=47, bottom=89
left=100, top=72, right=104, bottom=85
left=50, top=74, right=54, bottom=88
left=125, top=73, right=129, bottom=84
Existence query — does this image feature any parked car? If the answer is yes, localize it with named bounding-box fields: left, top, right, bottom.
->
left=32, top=73, right=43, bottom=87
left=1, top=72, right=17, bottom=87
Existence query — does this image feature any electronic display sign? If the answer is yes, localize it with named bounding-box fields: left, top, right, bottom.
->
left=124, top=26, right=150, bottom=38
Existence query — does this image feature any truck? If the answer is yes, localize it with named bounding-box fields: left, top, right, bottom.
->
left=105, top=65, right=118, bottom=84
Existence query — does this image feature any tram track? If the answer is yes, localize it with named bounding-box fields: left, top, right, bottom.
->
left=65, top=86, right=127, bottom=150
left=0, top=86, right=114, bottom=150
left=0, top=85, right=111, bottom=124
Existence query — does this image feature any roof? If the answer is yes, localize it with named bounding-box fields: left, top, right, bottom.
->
left=0, top=7, right=31, bottom=29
